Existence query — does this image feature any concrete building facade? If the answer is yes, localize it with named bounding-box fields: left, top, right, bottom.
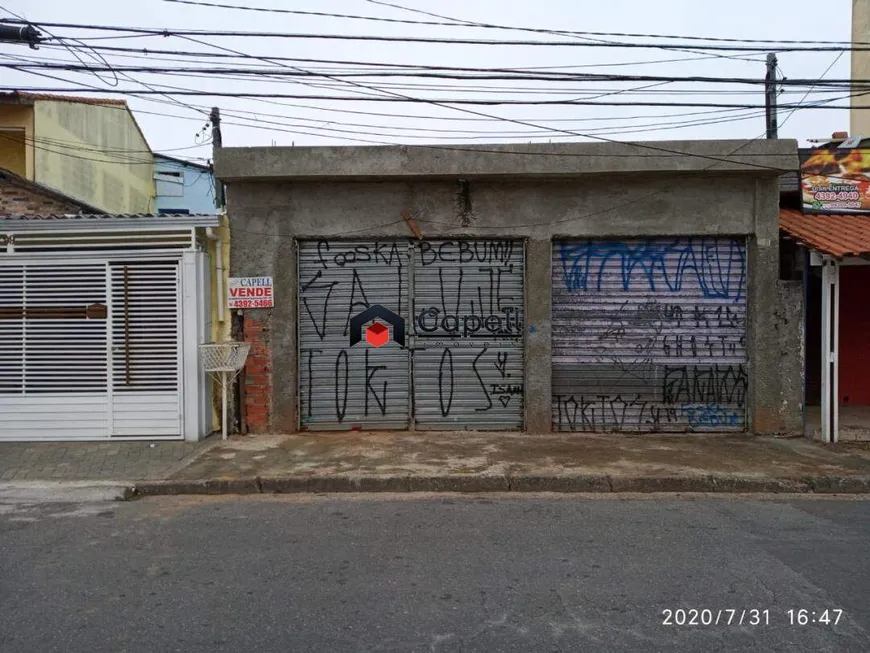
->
left=216, top=140, right=800, bottom=435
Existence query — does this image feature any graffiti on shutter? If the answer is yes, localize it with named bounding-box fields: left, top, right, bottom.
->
left=552, top=237, right=747, bottom=432
left=298, top=240, right=410, bottom=429
left=412, top=240, right=524, bottom=430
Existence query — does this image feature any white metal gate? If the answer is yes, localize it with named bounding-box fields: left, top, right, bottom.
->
left=0, top=258, right=183, bottom=439
left=298, top=240, right=410, bottom=429
left=109, top=261, right=182, bottom=437
left=412, top=240, right=524, bottom=430
left=551, top=237, right=747, bottom=432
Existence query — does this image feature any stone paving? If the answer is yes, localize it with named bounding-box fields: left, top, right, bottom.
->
left=0, top=439, right=216, bottom=481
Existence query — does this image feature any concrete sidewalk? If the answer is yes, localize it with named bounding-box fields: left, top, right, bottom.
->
left=135, top=432, right=870, bottom=496
left=0, top=438, right=217, bottom=482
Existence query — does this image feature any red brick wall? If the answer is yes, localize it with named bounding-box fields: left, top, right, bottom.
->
left=0, top=178, right=83, bottom=215
left=243, top=313, right=272, bottom=432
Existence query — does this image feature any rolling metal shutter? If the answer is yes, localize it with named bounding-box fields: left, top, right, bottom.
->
left=298, top=240, right=410, bottom=429
left=552, top=237, right=747, bottom=432
left=412, top=240, right=524, bottom=430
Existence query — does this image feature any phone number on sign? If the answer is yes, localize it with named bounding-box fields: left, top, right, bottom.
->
left=662, top=608, right=844, bottom=626
left=228, top=299, right=273, bottom=308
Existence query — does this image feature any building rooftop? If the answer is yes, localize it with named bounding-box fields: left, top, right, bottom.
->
left=215, top=139, right=799, bottom=182
left=0, top=91, right=128, bottom=106
left=780, top=208, right=870, bottom=258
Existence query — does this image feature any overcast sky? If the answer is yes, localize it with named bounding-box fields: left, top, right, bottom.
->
left=0, top=0, right=855, bottom=163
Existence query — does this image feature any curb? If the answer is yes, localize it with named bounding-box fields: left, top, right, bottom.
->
left=0, top=481, right=135, bottom=503
left=128, top=473, right=870, bottom=498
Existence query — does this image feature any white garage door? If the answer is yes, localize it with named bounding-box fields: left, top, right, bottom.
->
left=0, top=259, right=183, bottom=439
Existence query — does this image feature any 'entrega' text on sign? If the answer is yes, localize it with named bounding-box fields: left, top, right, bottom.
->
left=228, top=276, right=274, bottom=309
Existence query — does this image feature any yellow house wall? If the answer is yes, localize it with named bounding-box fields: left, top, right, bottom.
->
left=33, top=101, right=155, bottom=213
left=208, top=213, right=232, bottom=431
left=0, top=105, right=34, bottom=178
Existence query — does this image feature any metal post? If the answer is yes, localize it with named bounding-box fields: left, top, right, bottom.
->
left=210, top=107, right=225, bottom=210
left=765, top=53, right=779, bottom=139
left=221, top=370, right=228, bottom=440
left=820, top=259, right=839, bottom=443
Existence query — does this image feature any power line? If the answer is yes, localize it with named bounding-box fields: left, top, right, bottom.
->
left=3, top=61, right=863, bottom=88
left=34, top=42, right=768, bottom=72
left=5, top=29, right=853, bottom=172
left=0, top=61, right=769, bottom=125
left=162, top=0, right=864, bottom=47
left=3, top=87, right=859, bottom=110
left=0, top=131, right=156, bottom=164
left=169, top=33, right=796, bottom=176
left=5, top=63, right=780, bottom=140
left=2, top=20, right=867, bottom=52
left=3, top=38, right=850, bottom=166
left=779, top=51, right=847, bottom=129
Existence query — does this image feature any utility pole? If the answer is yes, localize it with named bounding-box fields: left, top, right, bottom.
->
left=765, top=53, right=779, bottom=139
left=210, top=106, right=225, bottom=210
left=0, top=23, right=41, bottom=47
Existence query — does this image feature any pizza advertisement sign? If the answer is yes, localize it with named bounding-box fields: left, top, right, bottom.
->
left=800, top=147, right=870, bottom=214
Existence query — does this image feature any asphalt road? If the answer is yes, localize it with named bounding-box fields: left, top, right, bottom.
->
left=1, top=494, right=869, bottom=653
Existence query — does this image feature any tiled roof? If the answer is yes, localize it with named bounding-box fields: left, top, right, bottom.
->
left=0, top=213, right=216, bottom=220
left=0, top=91, right=128, bottom=106
left=0, top=212, right=221, bottom=232
left=780, top=208, right=870, bottom=258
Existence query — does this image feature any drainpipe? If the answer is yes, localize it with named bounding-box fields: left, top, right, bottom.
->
left=205, top=227, right=225, bottom=325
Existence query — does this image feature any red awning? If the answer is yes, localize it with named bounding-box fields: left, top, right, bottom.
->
left=780, top=208, right=870, bottom=258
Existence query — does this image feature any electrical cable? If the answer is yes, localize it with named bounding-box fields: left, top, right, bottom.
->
left=0, top=4, right=120, bottom=87
left=222, top=43, right=849, bottom=238
left=0, top=131, right=157, bottom=165
left=3, top=86, right=859, bottom=110
left=35, top=42, right=769, bottom=73
left=147, top=2, right=870, bottom=47
left=3, top=61, right=864, bottom=88
left=1, top=19, right=866, bottom=52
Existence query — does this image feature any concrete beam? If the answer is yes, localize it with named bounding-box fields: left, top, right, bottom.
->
left=215, top=140, right=798, bottom=182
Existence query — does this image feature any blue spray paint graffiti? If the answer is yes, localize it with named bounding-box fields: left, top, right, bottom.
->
left=681, top=404, right=743, bottom=428
left=559, top=238, right=745, bottom=302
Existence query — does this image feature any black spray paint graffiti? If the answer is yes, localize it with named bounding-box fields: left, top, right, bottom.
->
left=316, top=240, right=404, bottom=269
left=300, top=240, right=407, bottom=424
left=365, top=348, right=387, bottom=416
left=419, top=240, right=516, bottom=266
left=430, top=345, right=523, bottom=416
left=662, top=365, right=747, bottom=406
left=415, top=263, right=523, bottom=340
left=301, top=240, right=523, bottom=424
left=552, top=365, right=747, bottom=432
left=553, top=394, right=680, bottom=432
